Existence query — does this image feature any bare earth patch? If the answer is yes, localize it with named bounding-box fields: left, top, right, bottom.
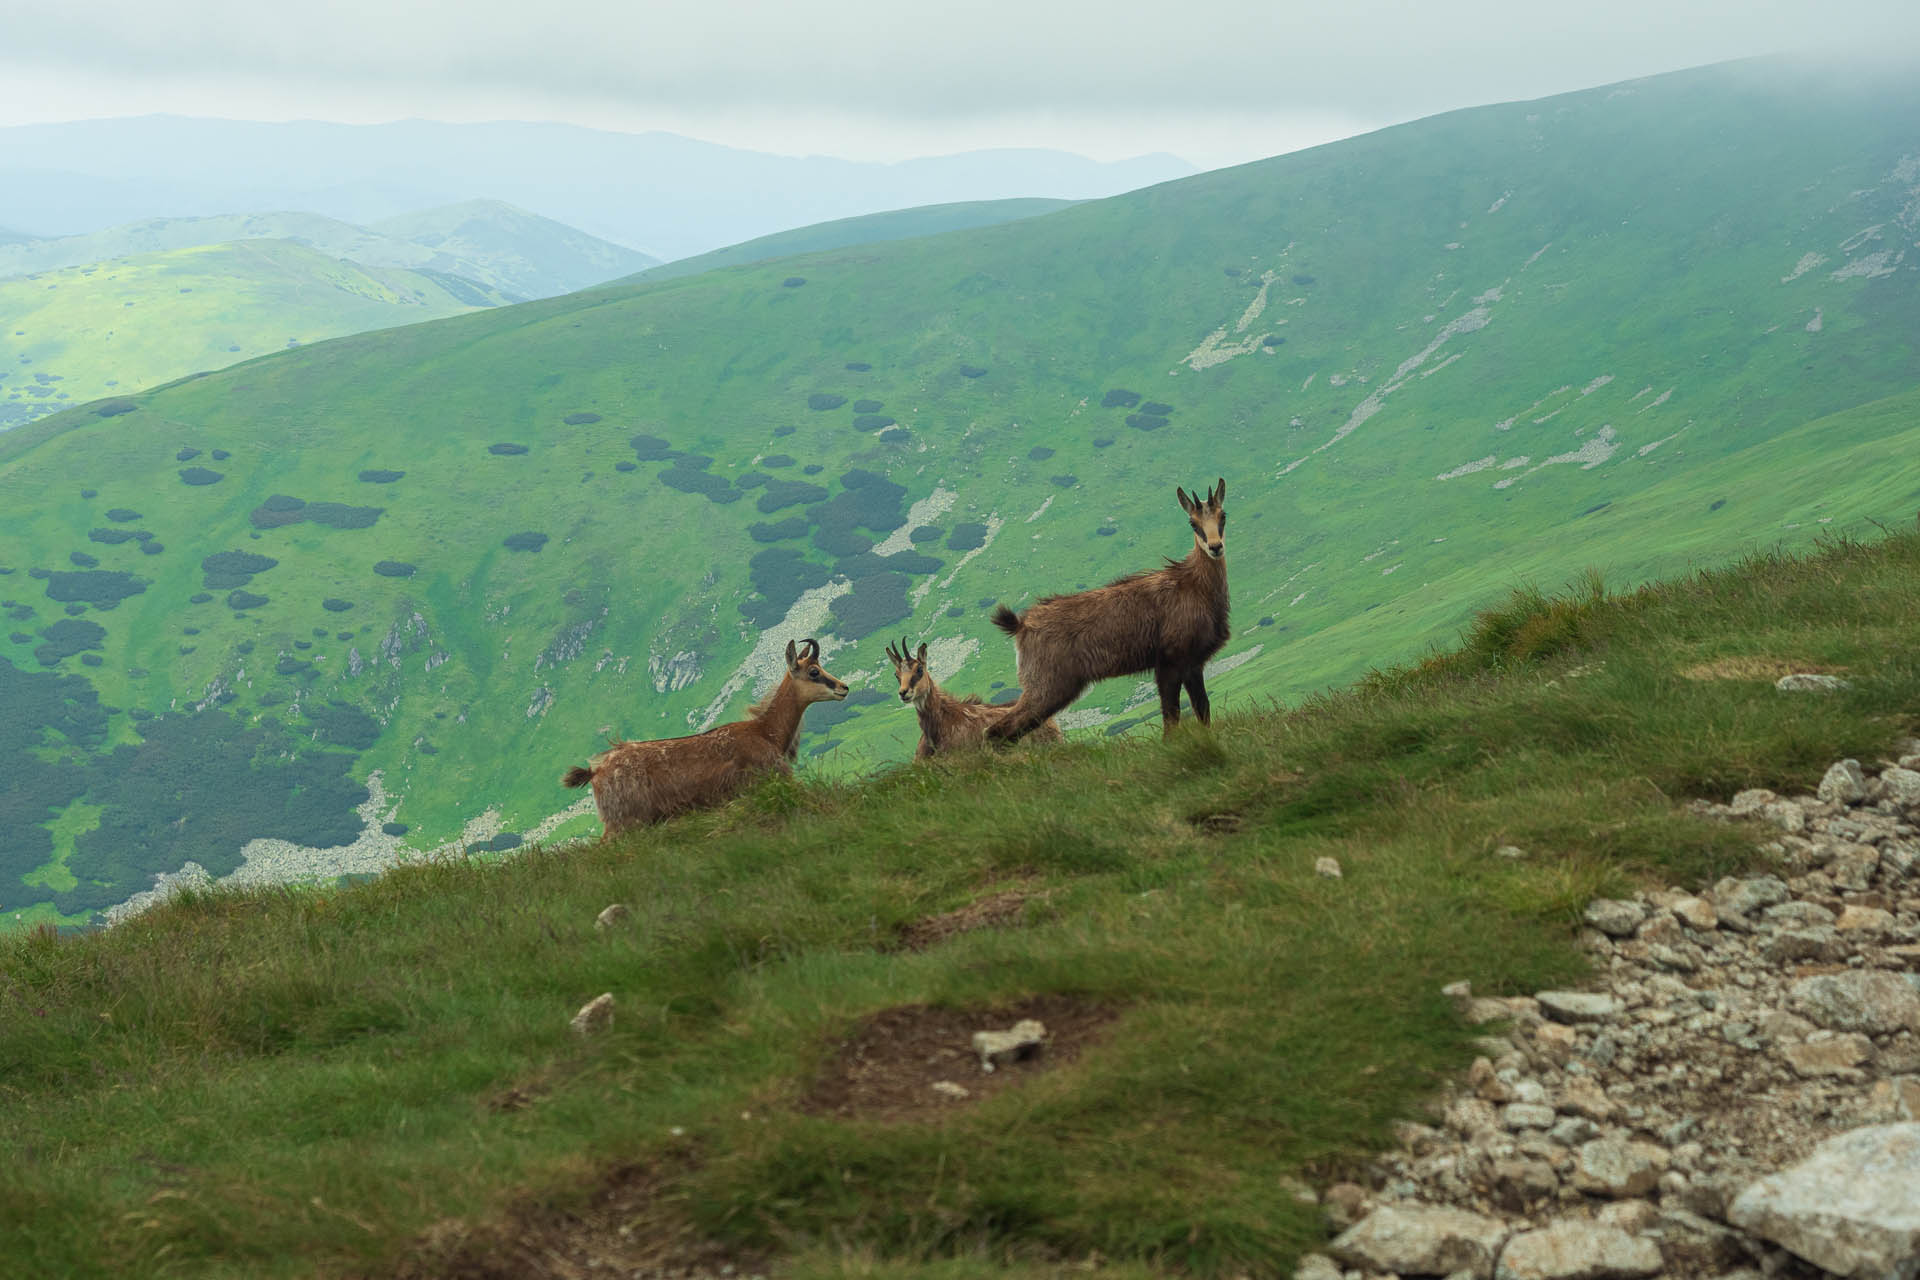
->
left=889, top=886, right=1048, bottom=952
left=801, top=995, right=1121, bottom=1123
left=1679, top=657, right=1844, bottom=682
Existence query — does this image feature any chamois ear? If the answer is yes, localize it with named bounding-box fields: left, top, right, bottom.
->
left=916, top=642, right=928, bottom=664
left=785, top=639, right=798, bottom=666
left=884, top=640, right=900, bottom=666
left=1212, top=477, right=1226, bottom=507
left=1176, top=486, right=1195, bottom=514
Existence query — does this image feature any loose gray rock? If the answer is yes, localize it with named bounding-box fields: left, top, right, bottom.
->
left=1728, top=788, right=1777, bottom=816
left=1782, top=1033, right=1874, bottom=1079
left=1819, top=759, right=1870, bottom=804
left=1329, top=1204, right=1509, bottom=1278
left=1730, top=1123, right=1920, bottom=1280
left=1494, top=1221, right=1663, bottom=1280
left=972, top=1018, right=1047, bottom=1072
left=1504, top=1103, right=1558, bottom=1130
left=1883, top=767, right=1920, bottom=808
left=1776, top=673, right=1851, bottom=692
left=1584, top=899, right=1646, bottom=938
left=1788, top=970, right=1920, bottom=1035
left=594, top=902, right=631, bottom=930
left=1572, top=1137, right=1669, bottom=1199
left=1315, top=856, right=1344, bottom=879
left=1292, top=1253, right=1343, bottom=1280
left=570, top=992, right=614, bottom=1036
left=1537, top=991, right=1620, bottom=1024
left=1671, top=896, right=1718, bottom=931
left=1714, top=875, right=1791, bottom=920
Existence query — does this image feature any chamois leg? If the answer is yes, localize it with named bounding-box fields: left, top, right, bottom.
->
left=986, top=677, right=1084, bottom=744
left=1183, top=668, right=1211, bottom=725
left=1156, top=665, right=1183, bottom=736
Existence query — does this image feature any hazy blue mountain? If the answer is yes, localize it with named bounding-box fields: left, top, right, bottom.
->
left=0, top=117, right=1195, bottom=260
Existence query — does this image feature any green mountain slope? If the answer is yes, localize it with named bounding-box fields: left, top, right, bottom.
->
left=3, top=57, right=1919, bottom=926
left=0, top=239, right=514, bottom=431
left=631, top=197, right=1075, bottom=283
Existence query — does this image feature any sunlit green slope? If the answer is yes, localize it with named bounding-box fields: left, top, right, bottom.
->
left=3, top=56, right=1918, bottom=924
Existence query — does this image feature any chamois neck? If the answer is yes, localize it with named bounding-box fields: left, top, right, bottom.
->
left=1181, top=545, right=1228, bottom=590
left=752, top=676, right=807, bottom=757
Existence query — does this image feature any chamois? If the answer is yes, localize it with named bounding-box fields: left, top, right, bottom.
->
left=884, top=637, right=1061, bottom=757
left=560, top=638, right=848, bottom=837
left=987, top=478, right=1229, bottom=742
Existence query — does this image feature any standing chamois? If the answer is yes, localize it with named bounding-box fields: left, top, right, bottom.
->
left=884, top=637, right=1062, bottom=757
left=560, top=638, right=848, bottom=837
left=987, top=478, right=1229, bottom=742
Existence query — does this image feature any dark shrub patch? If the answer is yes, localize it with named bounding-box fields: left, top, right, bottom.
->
left=489, top=443, right=529, bottom=457
left=1028, top=446, right=1055, bottom=461
left=68, top=552, right=99, bottom=569
left=211, top=449, right=230, bottom=461
left=1141, top=401, right=1173, bottom=416
left=358, top=469, right=404, bottom=483
left=381, top=822, right=409, bottom=837
left=227, top=590, right=269, bottom=611
left=782, top=277, right=806, bottom=288
left=94, top=398, right=137, bottom=417
left=807, top=393, right=846, bottom=411
left=563, top=412, right=602, bottom=425
left=79, top=490, right=97, bottom=500
left=80, top=654, right=103, bottom=667
left=756, top=480, right=830, bottom=513
left=46, top=571, right=147, bottom=606
left=629, top=434, right=673, bottom=460
left=735, top=472, right=769, bottom=489
left=179, top=467, right=224, bottom=485
left=1258, top=616, right=1275, bottom=627
left=835, top=549, right=941, bottom=579
left=803, top=687, right=889, bottom=735
left=749, top=517, right=809, bottom=542
left=8, top=632, right=29, bottom=644
left=105, top=508, right=141, bottom=522
left=909, top=525, right=942, bottom=544
left=64, top=603, right=87, bottom=617
left=89, top=528, right=137, bottom=545
left=189, top=592, right=213, bottom=604
left=275, top=656, right=312, bottom=675
left=845, top=362, right=871, bottom=372
left=990, top=687, right=1020, bottom=705
left=202, top=550, right=277, bottom=589
left=947, top=522, right=989, bottom=551
left=374, top=561, right=416, bottom=578
left=28, top=568, right=50, bottom=579
left=1050, top=475, right=1078, bottom=488
left=262, top=494, right=306, bottom=512
left=1710, top=499, right=1727, bottom=512
left=814, top=527, right=874, bottom=557
left=307, top=701, right=380, bottom=750
left=878, top=428, right=910, bottom=444
left=815, top=472, right=906, bottom=541
left=802, top=464, right=824, bottom=475
left=237, top=641, right=254, bottom=654
left=1093, top=437, right=1115, bottom=448
left=829, top=571, right=911, bottom=639
left=772, top=425, right=795, bottom=437
left=1292, top=273, right=1315, bottom=285
left=336, top=631, right=354, bottom=641
left=1263, top=335, right=1285, bottom=347
left=1102, top=389, right=1141, bottom=409
left=1097, top=526, right=1117, bottom=536
left=34, top=619, right=106, bottom=664
left=852, top=399, right=883, bottom=414
left=674, top=454, right=714, bottom=471
left=294, top=640, right=310, bottom=650
left=658, top=468, right=736, bottom=501
left=1126, top=414, right=1168, bottom=432
left=958, top=365, right=987, bottom=378
left=852, top=414, right=896, bottom=432
left=762, top=454, right=795, bottom=468
left=503, top=532, right=549, bottom=553
left=741, top=548, right=832, bottom=627
left=176, top=447, right=201, bottom=461
left=139, top=543, right=163, bottom=556
left=614, top=460, right=637, bottom=472
left=944, top=604, right=965, bottom=618
left=1224, top=266, right=1243, bottom=277
left=304, top=503, right=381, bottom=529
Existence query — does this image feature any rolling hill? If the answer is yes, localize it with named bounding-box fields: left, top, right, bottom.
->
left=2, top=55, right=1918, bottom=927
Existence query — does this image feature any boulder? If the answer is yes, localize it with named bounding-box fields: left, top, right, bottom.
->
left=1819, top=759, right=1870, bottom=804
left=1537, top=992, right=1620, bottom=1024
left=1776, top=673, right=1851, bottom=692
left=1882, top=767, right=1920, bottom=808
left=1730, top=1123, right=1920, bottom=1279
left=1787, top=971, right=1920, bottom=1035
left=570, top=992, right=614, bottom=1036
left=1713, top=875, right=1791, bottom=920
left=1572, top=1136, right=1669, bottom=1199
left=1494, top=1221, right=1663, bottom=1280
left=1782, top=1033, right=1874, bottom=1079
left=1329, top=1203, right=1509, bottom=1278
left=1583, top=899, right=1646, bottom=938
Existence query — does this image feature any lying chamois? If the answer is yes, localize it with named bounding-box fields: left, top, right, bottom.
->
left=987, top=478, right=1229, bottom=742
left=561, top=638, right=848, bottom=837
left=884, top=637, right=1061, bottom=757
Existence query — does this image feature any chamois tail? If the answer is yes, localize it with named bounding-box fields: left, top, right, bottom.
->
left=561, top=765, right=594, bottom=789
left=991, top=604, right=1022, bottom=637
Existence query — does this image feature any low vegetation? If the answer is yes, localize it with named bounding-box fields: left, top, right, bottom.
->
left=3, top=531, right=1917, bottom=1278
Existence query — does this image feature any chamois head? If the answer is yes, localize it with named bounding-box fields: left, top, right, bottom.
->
left=884, top=637, right=933, bottom=706
left=1176, top=478, right=1227, bottom=561
left=783, top=638, right=850, bottom=704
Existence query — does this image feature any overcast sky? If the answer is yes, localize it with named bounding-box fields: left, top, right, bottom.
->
left=3, top=1, right=1917, bottom=170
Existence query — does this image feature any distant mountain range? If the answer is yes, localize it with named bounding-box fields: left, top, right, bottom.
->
left=0, top=117, right=1196, bottom=260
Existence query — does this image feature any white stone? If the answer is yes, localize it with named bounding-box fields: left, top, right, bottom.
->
left=1572, top=1136, right=1669, bottom=1198
left=1788, top=971, right=1920, bottom=1035
left=930, top=1080, right=970, bottom=1100
left=1776, top=673, right=1851, bottom=693
left=594, top=902, right=631, bottom=930
left=1329, top=1204, right=1509, bottom=1278
left=1583, top=899, right=1646, bottom=938
left=972, top=1018, right=1047, bottom=1072
left=1315, top=856, right=1344, bottom=879
left=1819, top=759, right=1870, bottom=804
left=1671, top=896, right=1718, bottom=930
left=570, top=992, right=614, bottom=1036
left=1537, top=991, right=1620, bottom=1024
left=1730, top=1123, right=1920, bottom=1279
left=1883, top=768, right=1920, bottom=808
left=1494, top=1220, right=1663, bottom=1280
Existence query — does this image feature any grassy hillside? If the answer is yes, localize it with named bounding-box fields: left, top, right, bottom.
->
left=632, top=198, right=1075, bottom=283
left=0, top=202, right=656, bottom=301
left=0, top=239, right=514, bottom=431
left=3, top=528, right=1916, bottom=1278
left=3, top=57, right=1920, bottom=926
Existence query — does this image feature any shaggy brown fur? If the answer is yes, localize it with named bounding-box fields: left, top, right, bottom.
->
left=884, top=637, right=1062, bottom=757
left=987, top=479, right=1229, bottom=742
left=560, top=638, right=848, bottom=838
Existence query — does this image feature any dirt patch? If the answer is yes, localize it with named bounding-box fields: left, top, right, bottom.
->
left=395, top=1156, right=762, bottom=1280
left=889, top=886, right=1047, bottom=952
left=1679, top=656, right=1844, bottom=681
left=800, top=994, right=1122, bottom=1124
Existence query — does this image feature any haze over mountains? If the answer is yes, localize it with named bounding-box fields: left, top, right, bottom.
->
left=0, top=116, right=1196, bottom=259
left=3, top=56, right=1918, bottom=927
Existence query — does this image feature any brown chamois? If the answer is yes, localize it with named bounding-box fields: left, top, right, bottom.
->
left=560, top=638, right=848, bottom=837
left=884, top=637, right=1062, bottom=758
left=987, top=478, right=1229, bottom=742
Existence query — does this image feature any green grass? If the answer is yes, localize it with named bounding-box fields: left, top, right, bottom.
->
left=4, top=529, right=1917, bottom=1278
left=3, top=56, right=1920, bottom=921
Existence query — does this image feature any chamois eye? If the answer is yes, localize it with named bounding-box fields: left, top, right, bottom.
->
left=1219, top=513, right=1227, bottom=527
left=810, top=666, right=820, bottom=677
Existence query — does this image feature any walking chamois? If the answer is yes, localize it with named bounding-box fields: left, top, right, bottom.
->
left=561, top=638, right=848, bottom=837
left=884, top=637, right=1061, bottom=757
left=987, top=479, right=1229, bottom=742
